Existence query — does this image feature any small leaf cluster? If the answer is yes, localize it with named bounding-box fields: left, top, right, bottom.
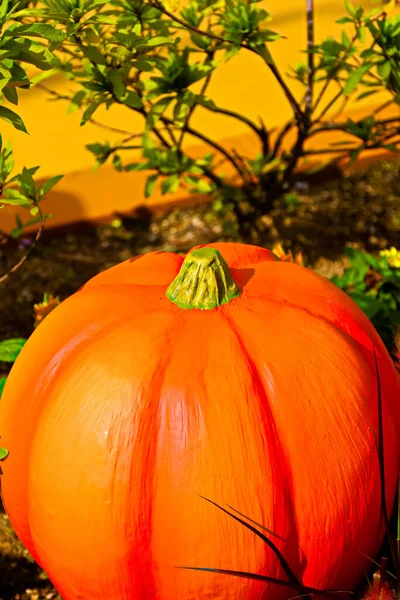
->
left=0, top=136, right=62, bottom=237
left=307, top=1, right=400, bottom=101
left=0, top=0, right=66, bottom=133
left=331, top=246, right=400, bottom=353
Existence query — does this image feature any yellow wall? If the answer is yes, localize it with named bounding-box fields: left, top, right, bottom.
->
left=1, top=0, right=399, bottom=231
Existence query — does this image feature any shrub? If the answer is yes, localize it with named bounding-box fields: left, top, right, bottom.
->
left=11, top=0, right=400, bottom=238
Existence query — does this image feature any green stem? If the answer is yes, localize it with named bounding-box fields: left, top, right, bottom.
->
left=166, top=247, right=241, bottom=310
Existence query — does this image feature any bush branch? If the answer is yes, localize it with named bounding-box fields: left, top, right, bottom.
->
left=0, top=204, right=45, bottom=285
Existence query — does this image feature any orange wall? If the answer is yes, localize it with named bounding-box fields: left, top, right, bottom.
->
left=1, top=0, right=399, bottom=231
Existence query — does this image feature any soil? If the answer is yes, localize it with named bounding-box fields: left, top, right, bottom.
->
left=0, top=157, right=399, bottom=600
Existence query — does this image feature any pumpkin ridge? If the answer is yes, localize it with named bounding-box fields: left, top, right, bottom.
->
left=1, top=316, right=124, bottom=565
left=1, top=243, right=399, bottom=600
left=235, top=292, right=376, bottom=358
left=24, top=314, right=144, bottom=567
left=219, top=311, right=304, bottom=588
left=129, top=328, right=178, bottom=600
left=28, top=309, right=180, bottom=598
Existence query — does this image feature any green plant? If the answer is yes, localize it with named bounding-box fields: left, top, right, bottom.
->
left=0, top=337, right=27, bottom=397
left=331, top=246, right=400, bottom=358
left=0, top=0, right=64, bottom=283
left=12, top=0, right=400, bottom=239
left=0, top=293, right=59, bottom=401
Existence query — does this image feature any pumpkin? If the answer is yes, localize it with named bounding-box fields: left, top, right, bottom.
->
left=0, top=242, right=398, bottom=600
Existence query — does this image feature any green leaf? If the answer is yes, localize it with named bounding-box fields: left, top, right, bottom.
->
left=348, top=292, right=384, bottom=319
left=121, top=90, right=143, bottom=109
left=147, top=96, right=173, bottom=128
left=0, top=106, right=27, bottom=132
left=9, top=62, right=29, bottom=88
left=344, top=0, right=357, bottom=18
left=161, top=174, right=180, bottom=195
left=251, top=44, right=274, bottom=64
left=0, top=0, right=8, bottom=25
left=124, top=162, right=149, bottom=172
left=10, top=212, right=52, bottom=238
left=8, top=23, right=66, bottom=42
left=343, top=66, right=369, bottom=96
left=224, top=45, right=240, bottom=62
left=38, top=174, right=63, bottom=198
left=0, top=447, right=8, bottom=460
left=81, top=98, right=103, bottom=125
left=194, top=95, right=217, bottom=110
left=3, top=86, right=18, bottom=105
left=2, top=188, right=30, bottom=206
left=336, top=17, right=354, bottom=24
left=357, top=26, right=366, bottom=44
left=349, top=149, right=360, bottom=163
left=144, top=173, right=159, bottom=198
left=82, top=45, right=107, bottom=65
left=140, top=36, right=172, bottom=48
left=30, top=68, right=58, bottom=87
left=195, top=179, right=213, bottom=194
left=0, top=376, right=6, bottom=398
left=142, top=132, right=155, bottom=159
left=112, top=153, right=122, bottom=172
left=67, top=90, right=86, bottom=114
left=18, top=165, right=37, bottom=197
left=0, top=338, right=27, bottom=362
left=109, top=69, right=125, bottom=99
left=377, top=61, right=391, bottom=80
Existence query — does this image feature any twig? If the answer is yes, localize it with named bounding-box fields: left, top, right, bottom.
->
left=271, top=121, right=295, bottom=158
left=0, top=204, right=44, bottom=285
left=201, top=104, right=266, bottom=145
left=310, top=116, right=400, bottom=137
left=38, top=84, right=136, bottom=136
left=161, top=116, right=248, bottom=183
left=314, top=88, right=344, bottom=123
left=177, top=54, right=214, bottom=150
left=305, top=0, right=315, bottom=117
left=313, top=33, right=358, bottom=114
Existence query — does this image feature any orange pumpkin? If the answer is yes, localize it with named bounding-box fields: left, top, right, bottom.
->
left=0, top=242, right=399, bottom=600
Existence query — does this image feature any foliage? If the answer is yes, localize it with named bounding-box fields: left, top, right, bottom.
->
left=9, top=0, right=400, bottom=238
left=0, top=337, right=26, bottom=400
left=0, top=0, right=65, bottom=132
left=331, top=246, right=400, bottom=356
left=0, top=136, right=62, bottom=236
left=0, top=0, right=64, bottom=283
left=0, top=292, right=59, bottom=401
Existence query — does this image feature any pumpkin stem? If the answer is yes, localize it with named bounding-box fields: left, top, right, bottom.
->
left=166, top=247, right=241, bottom=310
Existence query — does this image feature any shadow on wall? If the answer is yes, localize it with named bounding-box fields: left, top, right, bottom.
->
left=1, top=189, right=85, bottom=236
left=0, top=164, right=196, bottom=233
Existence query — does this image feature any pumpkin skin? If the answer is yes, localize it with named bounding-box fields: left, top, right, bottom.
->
left=0, top=242, right=399, bottom=600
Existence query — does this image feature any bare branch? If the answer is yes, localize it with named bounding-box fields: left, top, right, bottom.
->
left=0, top=204, right=45, bottom=286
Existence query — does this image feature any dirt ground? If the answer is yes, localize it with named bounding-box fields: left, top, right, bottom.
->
left=0, top=157, right=399, bottom=599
